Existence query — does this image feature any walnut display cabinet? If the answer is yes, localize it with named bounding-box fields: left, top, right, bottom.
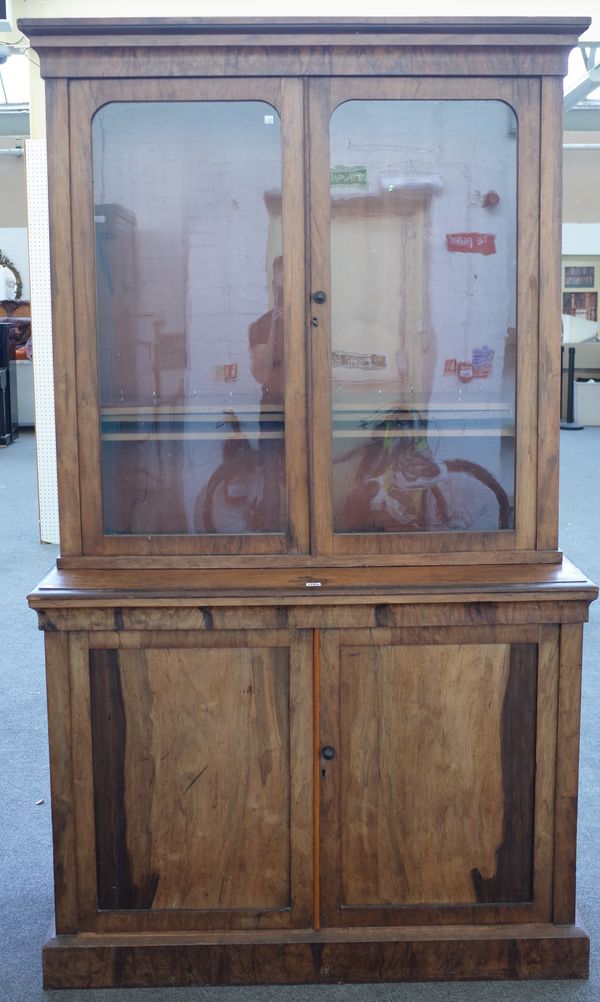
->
left=23, top=16, right=598, bottom=989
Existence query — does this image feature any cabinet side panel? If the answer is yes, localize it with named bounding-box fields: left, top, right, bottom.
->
left=45, top=632, right=79, bottom=932
left=89, top=645, right=291, bottom=911
left=532, top=625, right=560, bottom=921
left=537, top=76, right=563, bottom=551
left=553, top=623, right=584, bottom=923
left=339, top=642, right=536, bottom=908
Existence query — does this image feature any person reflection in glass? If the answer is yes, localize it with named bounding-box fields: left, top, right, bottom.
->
left=247, top=255, right=285, bottom=531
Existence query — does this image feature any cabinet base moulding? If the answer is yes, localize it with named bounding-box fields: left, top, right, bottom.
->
left=42, top=922, right=590, bottom=988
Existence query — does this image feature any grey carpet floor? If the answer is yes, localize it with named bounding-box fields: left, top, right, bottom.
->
left=1, top=427, right=599, bottom=1001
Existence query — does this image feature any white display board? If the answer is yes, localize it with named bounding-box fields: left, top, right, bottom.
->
left=25, top=137, right=59, bottom=546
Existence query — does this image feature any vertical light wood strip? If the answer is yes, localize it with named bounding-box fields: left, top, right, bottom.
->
left=68, top=81, right=104, bottom=553
left=45, top=79, right=82, bottom=555
left=532, top=625, right=560, bottom=921
left=45, top=632, right=79, bottom=932
left=312, top=627, right=320, bottom=929
left=289, top=629, right=314, bottom=927
left=281, top=78, right=310, bottom=553
left=553, top=623, right=584, bottom=924
left=514, top=78, right=542, bottom=552
left=537, top=77, right=564, bottom=552
left=68, top=631, right=98, bottom=926
left=317, top=628, right=341, bottom=925
left=307, top=79, right=334, bottom=555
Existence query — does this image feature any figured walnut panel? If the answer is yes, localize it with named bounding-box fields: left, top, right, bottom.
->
left=41, top=921, right=590, bottom=990
left=45, top=632, right=78, bottom=933
left=338, top=642, right=536, bottom=908
left=89, top=646, right=291, bottom=911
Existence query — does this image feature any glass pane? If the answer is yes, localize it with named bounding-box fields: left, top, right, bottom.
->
left=329, top=100, right=517, bottom=533
left=93, top=102, right=285, bottom=535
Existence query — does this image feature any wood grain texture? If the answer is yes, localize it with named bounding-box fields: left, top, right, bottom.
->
left=471, top=644, right=536, bottom=903
left=318, top=629, right=544, bottom=925
left=537, top=77, right=564, bottom=552
left=45, top=633, right=79, bottom=933
left=55, top=550, right=564, bottom=570
left=513, top=79, right=542, bottom=553
left=89, top=644, right=292, bottom=913
left=312, top=628, right=321, bottom=930
left=27, top=45, right=575, bottom=87
left=317, top=629, right=342, bottom=925
left=307, top=77, right=334, bottom=555
left=90, top=649, right=158, bottom=910
left=30, top=556, right=597, bottom=601
left=68, top=79, right=103, bottom=556
left=33, top=600, right=594, bottom=634
left=337, top=643, right=523, bottom=912
left=68, top=632, right=99, bottom=926
left=331, top=531, right=517, bottom=557
left=289, top=630, right=314, bottom=929
left=553, top=624, right=584, bottom=924
left=88, top=629, right=291, bottom=648
left=341, top=625, right=540, bottom=645
left=88, top=625, right=551, bottom=652
left=281, top=77, right=310, bottom=553
left=41, top=921, right=590, bottom=989
left=532, top=625, right=560, bottom=921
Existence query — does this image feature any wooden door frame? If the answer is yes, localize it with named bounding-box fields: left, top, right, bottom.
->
left=308, top=77, right=541, bottom=558
left=68, top=76, right=309, bottom=557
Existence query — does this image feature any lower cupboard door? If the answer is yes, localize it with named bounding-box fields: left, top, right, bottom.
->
left=318, top=629, right=554, bottom=927
left=77, top=630, right=313, bottom=932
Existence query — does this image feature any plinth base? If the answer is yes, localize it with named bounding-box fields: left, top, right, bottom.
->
left=43, top=922, right=589, bottom=989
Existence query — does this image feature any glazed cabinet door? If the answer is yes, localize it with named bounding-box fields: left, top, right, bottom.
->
left=66, top=628, right=312, bottom=932
left=68, top=78, right=308, bottom=558
left=318, top=626, right=559, bottom=927
left=64, top=74, right=547, bottom=562
left=308, top=78, right=542, bottom=557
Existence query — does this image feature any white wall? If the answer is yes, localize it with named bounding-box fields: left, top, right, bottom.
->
left=563, top=224, right=600, bottom=256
